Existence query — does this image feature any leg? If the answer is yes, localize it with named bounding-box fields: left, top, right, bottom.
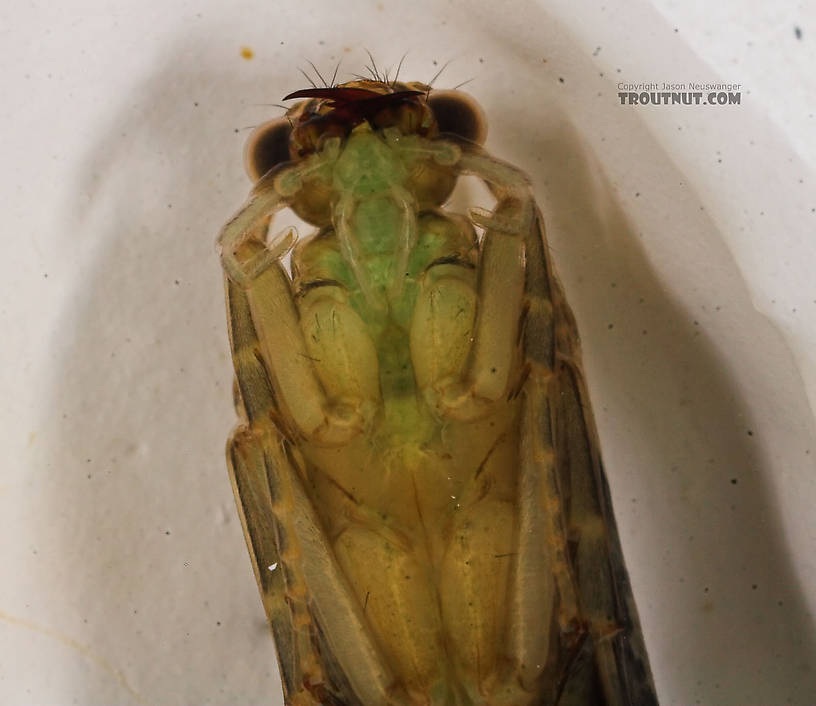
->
left=411, top=146, right=535, bottom=421
left=226, top=278, right=399, bottom=705
left=503, top=210, right=586, bottom=696
left=298, top=284, right=381, bottom=424
left=332, top=525, right=452, bottom=704
left=220, top=167, right=380, bottom=446
left=227, top=426, right=323, bottom=706
left=409, top=261, right=478, bottom=401
left=226, top=275, right=329, bottom=703
left=438, top=497, right=516, bottom=702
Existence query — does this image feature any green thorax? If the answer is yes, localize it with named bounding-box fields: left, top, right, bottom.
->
left=331, top=129, right=415, bottom=307
left=330, top=130, right=422, bottom=414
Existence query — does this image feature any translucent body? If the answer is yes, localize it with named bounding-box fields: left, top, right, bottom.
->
left=219, top=81, right=658, bottom=706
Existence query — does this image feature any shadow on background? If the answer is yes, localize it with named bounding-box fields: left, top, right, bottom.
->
left=42, top=40, right=291, bottom=706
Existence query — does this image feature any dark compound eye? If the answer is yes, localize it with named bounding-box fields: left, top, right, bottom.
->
left=427, top=90, right=487, bottom=145
left=244, top=118, right=293, bottom=181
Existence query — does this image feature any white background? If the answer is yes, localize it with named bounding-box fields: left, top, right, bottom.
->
left=1, top=1, right=815, bottom=704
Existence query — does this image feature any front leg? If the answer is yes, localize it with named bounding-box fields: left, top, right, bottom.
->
left=219, top=164, right=380, bottom=445
left=411, top=145, right=534, bottom=421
